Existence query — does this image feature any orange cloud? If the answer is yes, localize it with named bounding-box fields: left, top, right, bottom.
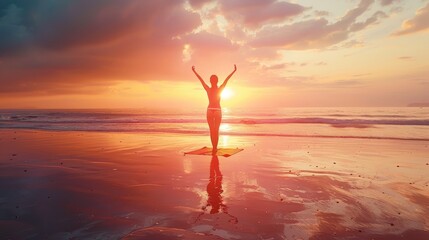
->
left=393, top=3, right=429, bottom=36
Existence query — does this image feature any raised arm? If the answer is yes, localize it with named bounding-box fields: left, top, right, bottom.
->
left=192, top=66, right=209, bottom=91
left=220, top=64, right=237, bottom=89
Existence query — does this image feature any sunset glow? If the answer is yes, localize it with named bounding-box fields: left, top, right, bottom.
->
left=0, top=0, right=428, bottom=109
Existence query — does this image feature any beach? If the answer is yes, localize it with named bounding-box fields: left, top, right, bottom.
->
left=1, top=127, right=428, bottom=239
left=1, top=0, right=428, bottom=238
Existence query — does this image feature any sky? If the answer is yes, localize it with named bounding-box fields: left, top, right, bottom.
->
left=0, top=0, right=428, bottom=109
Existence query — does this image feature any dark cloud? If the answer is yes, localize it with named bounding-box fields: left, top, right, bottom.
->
left=28, top=0, right=198, bottom=50
left=0, top=0, right=204, bottom=94
left=0, top=3, right=31, bottom=56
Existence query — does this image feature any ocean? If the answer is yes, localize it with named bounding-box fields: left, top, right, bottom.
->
left=1, top=107, right=428, bottom=141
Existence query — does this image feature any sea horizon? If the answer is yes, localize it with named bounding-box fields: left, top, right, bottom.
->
left=1, top=107, right=428, bottom=142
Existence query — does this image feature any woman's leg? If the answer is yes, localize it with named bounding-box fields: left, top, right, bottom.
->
left=207, top=110, right=216, bottom=150
left=207, top=110, right=222, bottom=152
left=213, top=110, right=222, bottom=150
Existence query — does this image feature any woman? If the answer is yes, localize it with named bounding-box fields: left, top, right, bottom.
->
left=192, top=65, right=237, bottom=153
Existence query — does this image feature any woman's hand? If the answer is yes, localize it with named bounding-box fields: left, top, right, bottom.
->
left=192, top=66, right=196, bottom=72
left=233, top=64, right=237, bottom=72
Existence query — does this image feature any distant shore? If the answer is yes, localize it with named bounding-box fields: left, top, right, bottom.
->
left=408, top=103, right=429, bottom=107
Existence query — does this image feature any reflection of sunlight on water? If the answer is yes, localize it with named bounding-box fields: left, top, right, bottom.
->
left=183, top=158, right=192, bottom=174
left=231, top=172, right=266, bottom=194
left=193, top=187, right=208, bottom=207
left=220, top=124, right=231, bottom=147
left=222, top=108, right=229, bottom=114
left=221, top=135, right=229, bottom=147
left=220, top=123, right=231, bottom=132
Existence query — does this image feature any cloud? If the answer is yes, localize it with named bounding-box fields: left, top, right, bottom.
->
left=183, top=31, right=237, bottom=53
left=0, top=0, right=204, bottom=94
left=398, top=56, right=413, bottom=60
left=250, top=0, right=386, bottom=50
left=393, top=2, right=429, bottom=36
left=314, top=10, right=330, bottom=17
left=250, top=18, right=336, bottom=49
left=188, top=0, right=213, bottom=9
left=180, top=31, right=240, bottom=72
left=349, top=11, right=387, bottom=32
left=260, top=63, right=286, bottom=70
left=217, top=0, right=306, bottom=29
left=244, top=47, right=282, bottom=61
left=0, top=4, right=31, bottom=56
left=0, top=0, right=201, bottom=51
left=389, top=6, right=403, bottom=14
left=315, top=61, right=327, bottom=66
left=33, top=1, right=199, bottom=50
left=379, top=0, right=401, bottom=6
left=340, top=39, right=365, bottom=48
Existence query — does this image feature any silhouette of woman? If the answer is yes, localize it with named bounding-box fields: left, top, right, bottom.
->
left=192, top=65, right=237, bottom=153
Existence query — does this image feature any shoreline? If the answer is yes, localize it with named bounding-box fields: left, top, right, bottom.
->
left=1, top=127, right=429, bottom=143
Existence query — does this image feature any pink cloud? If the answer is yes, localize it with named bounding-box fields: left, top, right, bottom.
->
left=393, top=3, right=429, bottom=36
left=188, top=0, right=213, bottom=9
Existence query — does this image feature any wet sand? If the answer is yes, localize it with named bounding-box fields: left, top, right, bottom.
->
left=0, top=129, right=428, bottom=239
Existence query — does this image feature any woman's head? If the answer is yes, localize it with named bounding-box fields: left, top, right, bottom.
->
left=210, top=75, right=218, bottom=86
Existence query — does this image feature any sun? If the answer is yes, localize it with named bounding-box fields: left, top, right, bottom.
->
left=221, top=88, right=234, bottom=99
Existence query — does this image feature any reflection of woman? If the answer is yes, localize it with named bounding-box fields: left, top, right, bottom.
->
left=206, top=154, right=224, bottom=214
left=195, top=155, right=238, bottom=224
left=192, top=65, right=237, bottom=153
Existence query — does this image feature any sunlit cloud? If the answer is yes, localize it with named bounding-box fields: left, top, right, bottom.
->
left=182, top=44, right=194, bottom=62
left=249, top=0, right=387, bottom=50
left=393, top=2, right=429, bottom=36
